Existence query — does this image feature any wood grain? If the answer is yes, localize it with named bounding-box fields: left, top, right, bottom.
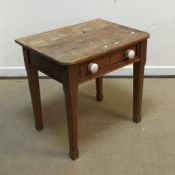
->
left=16, top=19, right=150, bottom=160
left=23, top=48, right=43, bottom=130
left=133, top=41, right=147, bottom=123
left=16, top=19, right=149, bottom=65
left=63, top=66, right=79, bottom=160
left=96, top=77, right=103, bottom=101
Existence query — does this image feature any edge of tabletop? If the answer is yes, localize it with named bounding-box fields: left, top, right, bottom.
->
left=15, top=35, right=149, bottom=66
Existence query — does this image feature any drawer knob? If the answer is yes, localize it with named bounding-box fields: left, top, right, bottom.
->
left=126, top=49, right=135, bottom=59
left=88, top=63, right=99, bottom=74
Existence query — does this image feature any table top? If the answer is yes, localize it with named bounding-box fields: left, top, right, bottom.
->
left=16, top=19, right=149, bottom=65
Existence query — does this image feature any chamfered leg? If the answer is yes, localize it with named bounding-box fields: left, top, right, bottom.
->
left=23, top=48, right=43, bottom=130
left=133, top=41, right=147, bottom=123
left=96, top=77, right=103, bottom=101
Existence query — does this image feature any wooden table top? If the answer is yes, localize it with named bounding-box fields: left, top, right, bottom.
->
left=16, top=19, right=149, bottom=65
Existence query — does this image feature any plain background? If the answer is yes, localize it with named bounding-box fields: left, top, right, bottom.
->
left=1, top=0, right=175, bottom=76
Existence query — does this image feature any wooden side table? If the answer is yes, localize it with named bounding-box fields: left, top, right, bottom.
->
left=15, top=19, right=150, bottom=160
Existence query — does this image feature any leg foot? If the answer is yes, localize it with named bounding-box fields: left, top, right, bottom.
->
left=70, top=149, right=79, bottom=160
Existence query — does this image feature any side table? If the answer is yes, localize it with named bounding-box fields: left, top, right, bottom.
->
left=15, top=19, right=150, bottom=160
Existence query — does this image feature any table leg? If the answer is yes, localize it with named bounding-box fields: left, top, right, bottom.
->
left=133, top=41, right=147, bottom=123
left=63, top=68, right=79, bottom=160
left=23, top=48, right=43, bottom=130
left=96, top=77, right=103, bottom=101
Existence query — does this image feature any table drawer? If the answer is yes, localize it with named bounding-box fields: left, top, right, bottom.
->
left=79, top=44, right=138, bottom=78
left=110, top=45, right=137, bottom=65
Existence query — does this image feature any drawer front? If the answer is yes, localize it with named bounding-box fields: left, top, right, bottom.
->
left=110, top=45, right=137, bottom=65
left=79, top=44, right=138, bottom=78
left=79, top=55, right=110, bottom=77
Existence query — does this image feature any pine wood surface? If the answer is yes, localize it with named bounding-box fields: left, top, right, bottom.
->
left=16, top=19, right=149, bottom=65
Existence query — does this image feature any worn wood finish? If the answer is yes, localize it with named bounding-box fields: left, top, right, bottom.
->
left=23, top=48, right=43, bottom=130
left=16, top=19, right=149, bottom=65
left=133, top=41, right=147, bottom=123
left=16, top=19, right=149, bottom=160
left=63, top=66, right=79, bottom=160
left=29, top=50, right=63, bottom=83
left=78, top=44, right=139, bottom=82
left=96, top=77, right=103, bottom=101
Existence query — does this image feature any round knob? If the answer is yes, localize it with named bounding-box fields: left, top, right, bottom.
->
left=88, top=63, right=99, bottom=74
left=126, top=49, right=135, bottom=59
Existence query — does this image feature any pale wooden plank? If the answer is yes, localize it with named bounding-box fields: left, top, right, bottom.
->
left=15, top=19, right=149, bottom=65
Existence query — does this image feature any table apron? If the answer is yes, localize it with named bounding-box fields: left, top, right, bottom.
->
left=25, top=40, right=146, bottom=85
left=78, top=57, right=140, bottom=83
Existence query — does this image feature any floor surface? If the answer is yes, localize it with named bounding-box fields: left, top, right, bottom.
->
left=0, top=78, right=175, bottom=175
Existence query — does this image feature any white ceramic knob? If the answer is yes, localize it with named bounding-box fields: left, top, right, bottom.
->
left=88, top=63, right=99, bottom=74
left=126, top=49, right=135, bottom=59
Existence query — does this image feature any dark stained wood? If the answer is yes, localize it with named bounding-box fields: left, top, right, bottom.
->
left=23, top=48, right=43, bottom=130
left=96, top=77, right=103, bottom=101
left=78, top=54, right=140, bottom=83
left=16, top=19, right=150, bottom=160
left=63, top=66, right=79, bottom=160
left=16, top=19, right=149, bottom=65
left=29, top=50, right=63, bottom=83
left=78, top=43, right=138, bottom=82
left=133, top=41, right=147, bottom=123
